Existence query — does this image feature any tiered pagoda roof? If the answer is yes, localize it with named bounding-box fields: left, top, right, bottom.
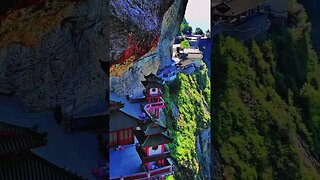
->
left=134, top=130, right=172, bottom=148
left=134, top=120, right=172, bottom=163
left=144, top=73, right=162, bottom=82
left=0, top=121, right=83, bottom=179
left=142, top=73, right=164, bottom=89
left=133, top=119, right=172, bottom=148
left=141, top=81, right=164, bottom=89
left=139, top=119, right=166, bottom=135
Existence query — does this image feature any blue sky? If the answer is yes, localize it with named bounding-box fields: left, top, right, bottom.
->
left=185, top=0, right=211, bottom=31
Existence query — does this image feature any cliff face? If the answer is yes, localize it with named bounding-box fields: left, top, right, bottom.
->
left=0, top=0, right=188, bottom=114
left=109, top=0, right=188, bottom=96
left=0, top=0, right=108, bottom=115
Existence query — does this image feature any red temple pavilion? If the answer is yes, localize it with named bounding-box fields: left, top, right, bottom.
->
left=109, top=73, right=174, bottom=180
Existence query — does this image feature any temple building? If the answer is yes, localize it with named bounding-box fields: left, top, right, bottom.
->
left=134, top=119, right=173, bottom=171
left=212, top=0, right=289, bottom=41
left=109, top=73, right=174, bottom=180
left=142, top=74, right=165, bottom=103
left=142, top=74, right=165, bottom=119
left=109, top=101, right=140, bottom=147
left=0, top=121, right=83, bottom=179
left=211, top=0, right=270, bottom=41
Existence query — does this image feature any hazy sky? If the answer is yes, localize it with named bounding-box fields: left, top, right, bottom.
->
left=185, top=0, right=211, bottom=31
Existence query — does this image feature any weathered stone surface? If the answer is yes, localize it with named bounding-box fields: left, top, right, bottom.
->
left=109, top=0, right=174, bottom=63
left=110, top=52, right=160, bottom=96
left=0, top=0, right=188, bottom=115
left=158, top=0, right=188, bottom=69
left=0, top=0, right=109, bottom=115
left=109, top=0, right=188, bottom=96
left=196, top=128, right=212, bottom=180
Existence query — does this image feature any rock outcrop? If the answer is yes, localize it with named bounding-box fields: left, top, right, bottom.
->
left=196, top=128, right=212, bottom=179
left=0, top=0, right=187, bottom=114
left=0, top=0, right=108, bottom=115
left=109, top=0, right=188, bottom=96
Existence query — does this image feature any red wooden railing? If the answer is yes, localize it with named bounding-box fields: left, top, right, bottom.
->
left=110, top=163, right=173, bottom=180
left=144, top=97, right=165, bottom=119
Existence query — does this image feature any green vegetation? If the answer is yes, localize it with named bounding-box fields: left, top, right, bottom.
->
left=165, top=175, right=174, bottom=180
left=194, top=28, right=204, bottom=35
left=164, top=65, right=211, bottom=179
left=180, top=39, right=190, bottom=49
left=212, top=0, right=320, bottom=179
left=180, top=17, right=192, bottom=35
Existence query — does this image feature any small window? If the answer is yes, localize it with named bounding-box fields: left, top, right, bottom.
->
left=152, top=146, right=159, bottom=150
left=151, top=88, right=157, bottom=92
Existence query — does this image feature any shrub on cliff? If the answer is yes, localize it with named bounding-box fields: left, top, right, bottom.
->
left=180, top=39, right=190, bottom=49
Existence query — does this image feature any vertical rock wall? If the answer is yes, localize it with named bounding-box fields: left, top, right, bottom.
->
left=0, top=0, right=109, bottom=115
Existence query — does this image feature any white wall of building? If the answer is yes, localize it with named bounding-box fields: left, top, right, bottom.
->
left=148, top=145, right=162, bottom=156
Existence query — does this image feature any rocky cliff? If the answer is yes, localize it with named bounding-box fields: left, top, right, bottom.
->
left=0, top=0, right=188, bottom=115
left=0, top=0, right=109, bottom=116
left=109, top=0, right=188, bottom=96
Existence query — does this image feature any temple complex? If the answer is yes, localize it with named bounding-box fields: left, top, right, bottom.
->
left=109, top=73, right=174, bottom=180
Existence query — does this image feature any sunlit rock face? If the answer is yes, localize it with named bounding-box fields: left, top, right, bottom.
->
left=109, top=0, right=173, bottom=75
left=158, top=0, right=188, bottom=70
left=109, top=0, right=188, bottom=96
left=0, top=0, right=187, bottom=114
left=0, top=0, right=108, bottom=114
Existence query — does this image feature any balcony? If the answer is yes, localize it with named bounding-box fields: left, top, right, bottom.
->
left=212, top=13, right=270, bottom=41
left=110, top=145, right=173, bottom=180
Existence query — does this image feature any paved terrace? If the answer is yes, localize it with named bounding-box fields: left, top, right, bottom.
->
left=0, top=96, right=103, bottom=179
left=110, top=145, right=144, bottom=178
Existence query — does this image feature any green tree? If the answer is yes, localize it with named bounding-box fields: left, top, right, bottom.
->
left=194, top=27, right=204, bottom=35
left=180, top=17, right=193, bottom=35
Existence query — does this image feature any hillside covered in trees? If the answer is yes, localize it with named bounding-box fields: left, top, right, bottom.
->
left=212, top=0, right=320, bottom=179
left=164, top=65, right=211, bottom=179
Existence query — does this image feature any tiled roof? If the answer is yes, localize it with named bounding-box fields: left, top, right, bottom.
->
left=139, top=119, right=166, bottom=135
left=0, top=151, right=84, bottom=180
left=144, top=73, right=161, bottom=82
left=141, top=81, right=164, bottom=89
left=133, top=130, right=172, bottom=148
left=109, top=110, right=140, bottom=132
left=212, top=0, right=267, bottom=16
left=0, top=122, right=47, bottom=156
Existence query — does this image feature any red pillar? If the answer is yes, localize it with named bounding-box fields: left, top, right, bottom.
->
left=162, top=144, right=165, bottom=165
left=145, top=147, right=150, bottom=169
